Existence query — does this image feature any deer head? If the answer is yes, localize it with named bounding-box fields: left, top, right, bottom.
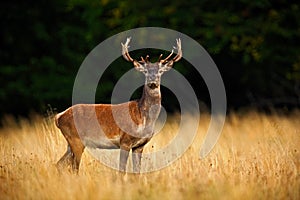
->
left=121, top=38, right=182, bottom=97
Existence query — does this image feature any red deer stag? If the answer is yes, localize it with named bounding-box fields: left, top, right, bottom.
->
left=55, top=37, right=182, bottom=173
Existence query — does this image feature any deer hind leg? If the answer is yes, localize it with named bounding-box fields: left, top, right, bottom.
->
left=68, top=137, right=85, bottom=172
left=57, top=145, right=73, bottom=171
left=57, top=136, right=85, bottom=173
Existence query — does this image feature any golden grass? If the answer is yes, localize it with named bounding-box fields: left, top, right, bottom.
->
left=0, top=111, right=299, bottom=200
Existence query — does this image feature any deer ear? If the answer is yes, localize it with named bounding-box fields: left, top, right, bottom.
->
left=160, top=60, right=174, bottom=72
left=133, top=60, right=145, bottom=72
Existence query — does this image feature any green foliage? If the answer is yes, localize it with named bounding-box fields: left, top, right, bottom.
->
left=1, top=0, right=299, bottom=116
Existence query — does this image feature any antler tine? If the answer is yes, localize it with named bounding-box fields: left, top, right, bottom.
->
left=139, top=55, right=151, bottom=63
left=157, top=54, right=163, bottom=62
left=159, top=49, right=174, bottom=64
left=121, top=37, right=134, bottom=62
left=159, top=38, right=182, bottom=64
left=140, top=56, right=146, bottom=63
left=172, top=38, right=182, bottom=62
left=145, top=55, right=150, bottom=63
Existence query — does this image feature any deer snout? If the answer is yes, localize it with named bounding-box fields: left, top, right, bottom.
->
left=147, top=82, right=159, bottom=89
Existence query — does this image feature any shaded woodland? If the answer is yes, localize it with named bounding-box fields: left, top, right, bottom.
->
left=1, top=0, right=299, bottom=116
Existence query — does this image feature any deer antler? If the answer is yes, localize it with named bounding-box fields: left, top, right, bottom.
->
left=159, top=38, right=182, bottom=64
left=140, top=55, right=150, bottom=63
left=122, top=37, right=182, bottom=64
left=121, top=37, right=134, bottom=62
left=122, top=38, right=151, bottom=64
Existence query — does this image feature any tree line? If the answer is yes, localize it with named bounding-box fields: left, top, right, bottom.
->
left=1, top=0, right=299, bottom=117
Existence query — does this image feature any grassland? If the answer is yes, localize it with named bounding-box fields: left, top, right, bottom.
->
left=0, top=110, right=299, bottom=200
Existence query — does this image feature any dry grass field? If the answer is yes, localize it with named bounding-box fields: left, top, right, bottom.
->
left=0, top=110, right=299, bottom=200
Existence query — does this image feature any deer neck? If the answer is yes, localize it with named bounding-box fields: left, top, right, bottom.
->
left=138, top=86, right=161, bottom=123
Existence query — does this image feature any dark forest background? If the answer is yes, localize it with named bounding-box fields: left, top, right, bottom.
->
left=1, top=0, right=299, bottom=118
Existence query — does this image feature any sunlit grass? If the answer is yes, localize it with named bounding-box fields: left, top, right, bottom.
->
left=0, top=111, right=299, bottom=199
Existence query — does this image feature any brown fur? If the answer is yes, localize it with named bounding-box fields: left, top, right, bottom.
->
left=56, top=37, right=182, bottom=173
left=56, top=99, right=157, bottom=173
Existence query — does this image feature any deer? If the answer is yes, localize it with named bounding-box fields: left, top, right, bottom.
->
left=55, top=37, right=182, bottom=173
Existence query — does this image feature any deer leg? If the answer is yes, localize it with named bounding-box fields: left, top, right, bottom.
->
left=132, top=146, right=144, bottom=173
left=57, top=136, right=85, bottom=173
left=119, top=148, right=130, bottom=172
left=68, top=138, right=85, bottom=173
left=57, top=145, right=73, bottom=172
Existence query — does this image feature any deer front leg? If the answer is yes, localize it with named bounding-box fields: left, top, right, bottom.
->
left=119, top=148, right=130, bottom=172
left=132, top=146, right=144, bottom=173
